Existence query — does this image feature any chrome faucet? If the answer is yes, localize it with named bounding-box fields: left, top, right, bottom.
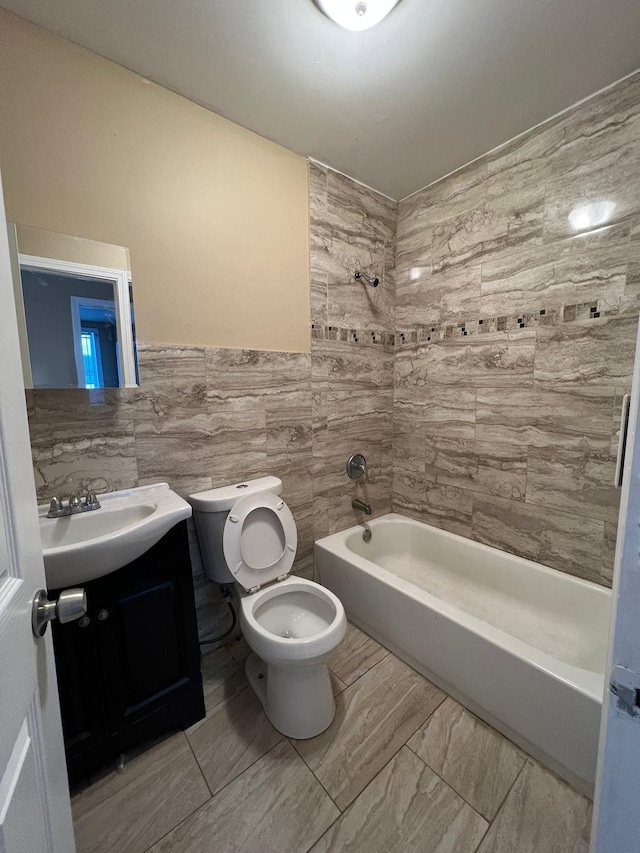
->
left=47, top=492, right=101, bottom=518
left=352, top=498, right=372, bottom=516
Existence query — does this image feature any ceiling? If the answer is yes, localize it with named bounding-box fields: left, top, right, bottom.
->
left=3, top=0, right=640, bottom=199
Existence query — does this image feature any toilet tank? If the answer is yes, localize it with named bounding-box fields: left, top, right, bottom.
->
left=189, top=476, right=283, bottom=584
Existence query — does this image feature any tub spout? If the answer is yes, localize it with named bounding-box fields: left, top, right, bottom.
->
left=352, top=498, right=372, bottom=515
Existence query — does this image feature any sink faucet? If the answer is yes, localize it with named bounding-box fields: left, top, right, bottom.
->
left=47, top=492, right=101, bottom=518
left=352, top=498, right=372, bottom=516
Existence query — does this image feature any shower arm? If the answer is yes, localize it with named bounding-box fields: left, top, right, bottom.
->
left=354, top=271, right=379, bottom=288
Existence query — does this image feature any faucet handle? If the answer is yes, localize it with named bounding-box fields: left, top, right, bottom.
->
left=49, top=497, right=62, bottom=514
left=347, top=454, right=368, bottom=481
left=84, top=492, right=101, bottom=509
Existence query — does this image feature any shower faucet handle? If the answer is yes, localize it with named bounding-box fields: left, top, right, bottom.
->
left=347, top=454, right=368, bottom=481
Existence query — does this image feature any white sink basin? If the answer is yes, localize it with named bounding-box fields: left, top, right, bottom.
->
left=39, top=483, right=192, bottom=588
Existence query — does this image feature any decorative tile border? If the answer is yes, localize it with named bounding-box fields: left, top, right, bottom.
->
left=395, top=297, right=631, bottom=349
left=311, top=323, right=395, bottom=349
left=312, top=298, right=636, bottom=351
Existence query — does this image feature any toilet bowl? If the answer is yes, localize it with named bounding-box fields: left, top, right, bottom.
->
left=240, top=577, right=346, bottom=738
left=189, top=477, right=346, bottom=738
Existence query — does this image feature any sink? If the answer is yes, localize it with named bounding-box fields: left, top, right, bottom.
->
left=39, top=483, right=192, bottom=588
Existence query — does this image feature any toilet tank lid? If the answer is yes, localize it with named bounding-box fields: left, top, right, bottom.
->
left=188, top=476, right=283, bottom=512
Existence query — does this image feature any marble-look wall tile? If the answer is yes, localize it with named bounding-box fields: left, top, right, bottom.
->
left=602, top=520, right=619, bottom=586
left=526, top=447, right=619, bottom=524
left=311, top=336, right=394, bottom=537
left=475, top=388, right=614, bottom=451
left=136, top=344, right=207, bottom=416
left=312, top=339, right=392, bottom=392
left=395, top=390, right=476, bottom=440
left=427, top=330, right=535, bottom=388
left=309, top=165, right=397, bottom=546
left=311, top=269, right=329, bottom=325
left=311, top=163, right=396, bottom=333
left=420, top=482, right=474, bottom=537
left=392, top=467, right=428, bottom=520
left=133, top=412, right=224, bottom=484
left=472, top=494, right=605, bottom=583
left=395, top=72, right=640, bottom=587
left=30, top=387, right=138, bottom=424
left=542, top=77, right=640, bottom=243
left=30, top=417, right=138, bottom=501
left=205, top=348, right=311, bottom=412
left=533, top=315, right=637, bottom=392
left=431, top=178, right=543, bottom=274
left=424, top=438, right=527, bottom=502
left=396, top=266, right=481, bottom=330
left=480, top=224, right=629, bottom=319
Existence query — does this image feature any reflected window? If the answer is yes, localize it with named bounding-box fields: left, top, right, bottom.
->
left=81, top=330, right=102, bottom=389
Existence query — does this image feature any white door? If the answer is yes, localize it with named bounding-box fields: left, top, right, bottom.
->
left=0, top=171, right=76, bottom=850
left=592, top=320, right=640, bottom=850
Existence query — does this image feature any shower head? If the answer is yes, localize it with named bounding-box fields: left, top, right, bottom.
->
left=354, top=271, right=379, bottom=288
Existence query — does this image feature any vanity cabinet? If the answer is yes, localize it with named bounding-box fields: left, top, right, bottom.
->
left=50, top=520, right=205, bottom=781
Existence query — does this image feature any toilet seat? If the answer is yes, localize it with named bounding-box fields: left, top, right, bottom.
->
left=223, top=492, right=297, bottom=592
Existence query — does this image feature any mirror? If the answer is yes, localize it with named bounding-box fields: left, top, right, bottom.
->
left=8, top=224, right=139, bottom=389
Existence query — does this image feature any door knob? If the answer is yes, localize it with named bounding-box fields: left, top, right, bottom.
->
left=32, top=588, right=87, bottom=637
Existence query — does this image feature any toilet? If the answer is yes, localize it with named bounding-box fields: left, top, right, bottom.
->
left=189, top=476, right=346, bottom=739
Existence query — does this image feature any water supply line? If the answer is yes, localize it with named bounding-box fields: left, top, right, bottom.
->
left=199, top=585, right=237, bottom=647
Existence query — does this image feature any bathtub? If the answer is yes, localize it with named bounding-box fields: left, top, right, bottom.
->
left=315, top=513, right=611, bottom=795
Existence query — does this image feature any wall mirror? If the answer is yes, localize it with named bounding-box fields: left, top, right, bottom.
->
left=8, top=224, right=139, bottom=389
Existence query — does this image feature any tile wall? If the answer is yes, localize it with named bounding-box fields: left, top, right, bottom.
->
left=394, top=71, right=640, bottom=586
left=308, top=161, right=397, bottom=539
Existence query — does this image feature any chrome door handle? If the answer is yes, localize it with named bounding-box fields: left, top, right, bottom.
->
left=32, top=588, right=87, bottom=637
left=614, top=394, right=631, bottom=487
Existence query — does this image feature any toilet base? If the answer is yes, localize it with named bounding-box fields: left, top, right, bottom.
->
left=245, top=652, right=336, bottom=739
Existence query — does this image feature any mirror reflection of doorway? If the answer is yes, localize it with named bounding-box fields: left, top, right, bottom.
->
left=70, top=296, right=119, bottom=388
left=17, top=255, right=138, bottom=389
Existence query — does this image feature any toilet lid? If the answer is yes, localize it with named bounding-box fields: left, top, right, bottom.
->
left=222, top=492, right=297, bottom=592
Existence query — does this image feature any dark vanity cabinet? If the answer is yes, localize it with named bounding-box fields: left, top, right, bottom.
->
left=50, top=521, right=205, bottom=781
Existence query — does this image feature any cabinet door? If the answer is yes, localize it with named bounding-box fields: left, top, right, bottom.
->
left=50, top=608, right=109, bottom=772
left=94, top=522, right=203, bottom=736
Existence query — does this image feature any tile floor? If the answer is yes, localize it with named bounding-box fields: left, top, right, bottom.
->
left=71, top=624, right=593, bottom=853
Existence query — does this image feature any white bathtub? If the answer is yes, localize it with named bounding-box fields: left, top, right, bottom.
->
left=315, top=513, right=611, bottom=795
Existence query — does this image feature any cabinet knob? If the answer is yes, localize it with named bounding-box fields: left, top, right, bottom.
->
left=78, top=616, right=91, bottom=629
left=97, top=609, right=109, bottom=621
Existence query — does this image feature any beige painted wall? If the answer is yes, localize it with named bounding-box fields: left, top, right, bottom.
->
left=0, top=11, right=310, bottom=351
left=15, top=225, right=129, bottom=270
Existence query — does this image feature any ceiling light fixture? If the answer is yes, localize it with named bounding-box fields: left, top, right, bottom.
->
left=316, top=0, right=401, bottom=31
left=568, top=201, right=616, bottom=232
